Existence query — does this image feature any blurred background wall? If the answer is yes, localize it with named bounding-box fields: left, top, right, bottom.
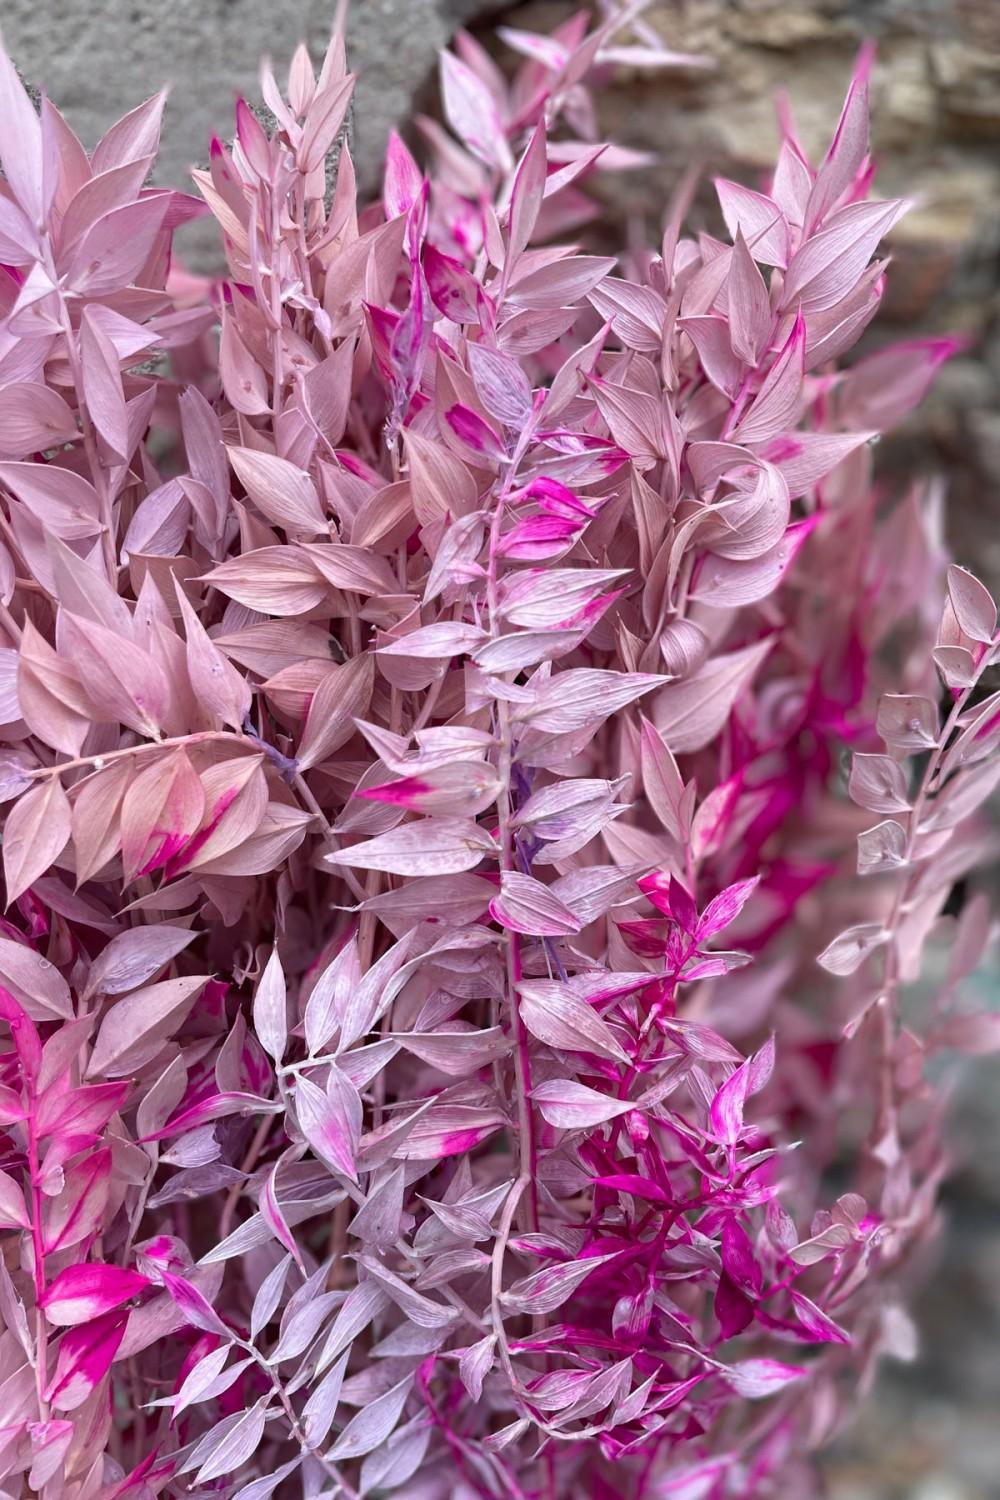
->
left=4, top=1, right=998, bottom=1494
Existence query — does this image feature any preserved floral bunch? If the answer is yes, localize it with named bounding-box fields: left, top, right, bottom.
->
left=0, top=6, right=996, bottom=1498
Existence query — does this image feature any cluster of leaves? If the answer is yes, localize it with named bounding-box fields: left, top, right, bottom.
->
left=0, top=7, right=996, bottom=1498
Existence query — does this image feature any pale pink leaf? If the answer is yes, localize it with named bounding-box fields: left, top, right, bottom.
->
left=253, top=950, right=287, bottom=1063
left=490, top=870, right=582, bottom=936
left=947, top=565, right=997, bottom=644
left=518, top=979, right=630, bottom=1064
left=532, top=1080, right=633, bottom=1129
left=3, top=776, right=71, bottom=903
left=327, top=817, right=497, bottom=876
left=817, top=923, right=889, bottom=976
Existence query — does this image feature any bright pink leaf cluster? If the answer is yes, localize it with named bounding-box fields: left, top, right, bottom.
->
left=0, top=10, right=995, bottom=1499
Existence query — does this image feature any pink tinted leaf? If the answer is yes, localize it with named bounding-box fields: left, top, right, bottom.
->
left=857, top=819, right=907, bottom=876
left=170, top=1345, right=239, bottom=1419
left=41, top=1263, right=150, bottom=1326
left=424, top=243, right=484, bottom=324
left=787, top=1224, right=853, bottom=1266
left=294, top=1070, right=361, bottom=1181
left=781, top=198, right=906, bottom=314
left=459, top=1334, right=496, bottom=1403
left=232, top=1460, right=302, bottom=1500
left=710, top=1062, right=750, bottom=1146
left=639, top=715, right=687, bottom=842
left=119, top=748, right=205, bottom=882
left=439, top=52, right=511, bottom=172
left=490, top=871, right=583, bottom=937
left=66, top=195, right=170, bottom=294
left=468, top=343, right=533, bottom=428
left=715, top=178, right=789, bottom=266
left=91, top=91, right=166, bottom=174
left=253, top=950, right=287, bottom=1063
left=445, top=403, right=506, bottom=461
left=721, top=1359, right=807, bottom=1399
left=947, top=565, right=997, bottom=644
left=174, top=582, right=252, bottom=731
left=502, top=1252, right=617, bottom=1315
left=260, top=1167, right=305, bottom=1271
left=80, top=306, right=128, bottom=461
left=0, top=1166, right=29, bottom=1229
left=327, top=1374, right=413, bottom=1460
left=387, top=1103, right=504, bottom=1160
left=383, top=129, right=423, bottom=220
left=0, top=939, right=73, bottom=1022
left=35, top=1079, right=127, bottom=1142
left=0, top=462, right=101, bottom=540
left=377, top=622, right=488, bottom=659
left=122, top=478, right=190, bottom=558
left=516, top=669, right=665, bottom=735
left=653, top=639, right=771, bottom=753
left=190, top=1401, right=268, bottom=1484
left=296, top=653, right=375, bottom=771
left=840, top=336, right=958, bottom=430
left=531, top=1080, right=633, bottom=1129
left=84, top=925, right=196, bottom=999
left=227, top=446, right=326, bottom=536
left=758, top=429, right=874, bottom=497
left=733, top=314, right=805, bottom=444
left=876, top=694, right=940, bottom=754
left=3, top=777, right=71, bottom=903
left=849, top=754, right=911, bottom=815
left=302, top=339, right=354, bottom=446
left=518, top=978, right=630, bottom=1064
left=58, top=612, right=168, bottom=738
left=727, top=231, right=770, bottom=365
left=44, top=1310, right=128, bottom=1412
left=930, top=1011, right=1000, bottom=1057
left=142, top=1090, right=282, bottom=1141
left=507, top=122, right=546, bottom=265
left=301, top=1350, right=349, bottom=1447
left=790, top=1290, right=851, bottom=1344
left=0, top=384, right=79, bottom=458
left=805, top=44, right=872, bottom=231
left=220, top=309, right=270, bottom=416
left=359, top=761, right=501, bottom=819
left=697, top=878, right=759, bottom=941
left=41, top=1149, right=111, bottom=1253
left=87, top=975, right=207, bottom=1077
left=327, top=817, right=497, bottom=876
left=304, top=940, right=360, bottom=1056
left=0, top=39, right=44, bottom=220
left=301, top=75, right=355, bottom=174
left=818, top=923, right=889, bottom=976
left=161, top=1271, right=232, bottom=1338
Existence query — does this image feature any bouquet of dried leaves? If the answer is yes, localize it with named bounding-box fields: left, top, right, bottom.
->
left=0, top=8, right=996, bottom=1498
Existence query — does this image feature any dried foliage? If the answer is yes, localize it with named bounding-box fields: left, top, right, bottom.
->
left=0, top=8, right=996, bottom=1499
